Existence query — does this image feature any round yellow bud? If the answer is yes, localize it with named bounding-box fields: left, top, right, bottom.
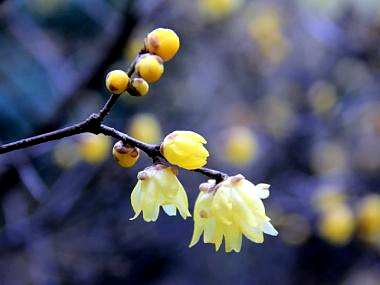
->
left=77, top=134, right=111, bottom=164
left=112, top=141, right=140, bottom=168
left=145, top=28, right=180, bottom=62
left=131, top=78, right=149, bottom=96
left=161, top=131, right=209, bottom=170
left=106, top=70, right=129, bottom=94
left=128, top=114, right=162, bottom=144
left=135, top=55, right=164, bottom=83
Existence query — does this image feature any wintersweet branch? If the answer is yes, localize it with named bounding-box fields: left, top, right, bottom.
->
left=0, top=27, right=277, bottom=253
left=0, top=55, right=228, bottom=183
left=0, top=117, right=228, bottom=182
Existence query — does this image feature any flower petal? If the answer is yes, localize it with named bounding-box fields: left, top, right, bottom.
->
left=263, top=221, right=278, bottom=236
left=256, top=183, right=270, bottom=199
left=163, top=204, right=177, bottom=216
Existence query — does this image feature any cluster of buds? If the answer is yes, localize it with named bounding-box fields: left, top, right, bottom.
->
left=106, top=28, right=180, bottom=97
left=104, top=28, right=277, bottom=253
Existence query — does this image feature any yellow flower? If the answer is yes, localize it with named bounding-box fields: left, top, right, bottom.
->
left=318, top=204, right=355, bottom=246
left=190, top=175, right=278, bottom=252
left=130, top=164, right=191, bottom=222
left=106, top=70, right=129, bottom=94
left=145, top=28, right=180, bottom=62
left=135, top=54, right=164, bottom=83
left=161, top=131, right=209, bottom=170
left=112, top=141, right=140, bottom=168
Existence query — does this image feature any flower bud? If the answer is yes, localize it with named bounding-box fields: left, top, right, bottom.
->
left=145, top=28, right=180, bottom=62
left=130, top=78, right=149, bottom=96
left=161, top=131, right=209, bottom=170
left=112, top=141, right=140, bottom=168
left=135, top=54, right=164, bottom=83
left=106, top=70, right=129, bottom=94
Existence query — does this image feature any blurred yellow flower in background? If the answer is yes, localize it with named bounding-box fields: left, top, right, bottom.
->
left=357, top=194, right=380, bottom=244
left=77, top=134, right=111, bottom=164
left=128, top=113, right=162, bottom=144
left=312, top=185, right=347, bottom=212
left=261, top=96, right=295, bottom=138
left=124, top=38, right=143, bottom=61
left=311, top=141, right=348, bottom=175
left=190, top=175, right=277, bottom=252
left=161, top=131, right=209, bottom=170
left=318, top=204, right=355, bottom=246
left=53, top=141, right=80, bottom=169
left=224, top=127, right=258, bottom=166
left=197, top=0, right=242, bottom=21
left=248, top=5, right=290, bottom=65
left=307, top=81, right=337, bottom=114
left=130, top=164, right=191, bottom=222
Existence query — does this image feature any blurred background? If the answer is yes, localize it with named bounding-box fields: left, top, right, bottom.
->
left=1, top=0, right=380, bottom=284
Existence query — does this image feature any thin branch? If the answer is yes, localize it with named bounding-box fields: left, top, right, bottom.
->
left=98, top=94, right=120, bottom=121
left=193, top=167, right=229, bottom=183
left=0, top=49, right=229, bottom=183
left=0, top=120, right=92, bottom=154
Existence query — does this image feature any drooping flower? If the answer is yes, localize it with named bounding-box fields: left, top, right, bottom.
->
left=190, top=174, right=278, bottom=252
left=161, top=131, right=209, bottom=170
left=130, top=164, right=191, bottom=222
